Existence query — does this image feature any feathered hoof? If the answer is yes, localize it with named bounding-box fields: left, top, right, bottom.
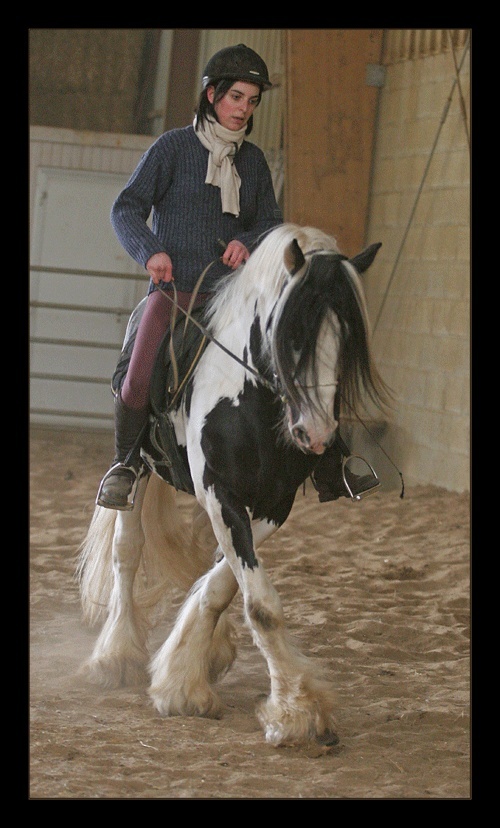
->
left=315, top=728, right=340, bottom=746
left=256, top=695, right=338, bottom=747
left=149, top=684, right=223, bottom=720
left=78, top=654, right=149, bottom=689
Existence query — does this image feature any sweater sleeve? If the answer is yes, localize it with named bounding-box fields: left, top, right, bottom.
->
left=110, top=137, right=172, bottom=269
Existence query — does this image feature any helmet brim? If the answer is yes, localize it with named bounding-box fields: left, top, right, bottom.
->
left=202, top=73, right=273, bottom=90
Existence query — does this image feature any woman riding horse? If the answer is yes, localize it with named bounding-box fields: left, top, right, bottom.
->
left=79, top=224, right=389, bottom=748
left=96, top=43, right=376, bottom=511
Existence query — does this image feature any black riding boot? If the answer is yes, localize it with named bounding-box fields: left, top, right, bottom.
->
left=96, top=394, right=148, bottom=511
left=311, top=439, right=379, bottom=502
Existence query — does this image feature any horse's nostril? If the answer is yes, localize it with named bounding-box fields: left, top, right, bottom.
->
left=292, top=426, right=309, bottom=446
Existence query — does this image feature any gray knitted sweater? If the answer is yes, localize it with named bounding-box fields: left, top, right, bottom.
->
left=111, top=124, right=283, bottom=293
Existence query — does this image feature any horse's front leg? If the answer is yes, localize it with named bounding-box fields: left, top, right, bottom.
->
left=79, top=474, right=151, bottom=688
left=149, top=555, right=239, bottom=718
left=208, top=490, right=338, bottom=748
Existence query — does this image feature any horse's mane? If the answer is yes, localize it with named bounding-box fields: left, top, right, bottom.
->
left=205, top=224, right=340, bottom=331
left=273, top=251, right=389, bottom=418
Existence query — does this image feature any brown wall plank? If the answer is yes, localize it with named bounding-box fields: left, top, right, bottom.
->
left=164, top=29, right=201, bottom=131
left=284, top=29, right=383, bottom=255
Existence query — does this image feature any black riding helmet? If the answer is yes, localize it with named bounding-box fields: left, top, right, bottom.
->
left=202, top=43, right=272, bottom=90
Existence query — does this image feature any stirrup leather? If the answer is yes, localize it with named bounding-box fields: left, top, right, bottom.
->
left=96, top=462, right=140, bottom=511
left=342, top=454, right=380, bottom=502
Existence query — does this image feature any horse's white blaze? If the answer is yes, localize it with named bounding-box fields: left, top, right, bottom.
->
left=286, top=313, right=341, bottom=453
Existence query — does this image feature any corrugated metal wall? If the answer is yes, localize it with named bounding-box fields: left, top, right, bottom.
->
left=382, top=29, right=469, bottom=64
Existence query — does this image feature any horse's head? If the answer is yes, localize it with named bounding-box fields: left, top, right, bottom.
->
left=272, top=234, right=386, bottom=455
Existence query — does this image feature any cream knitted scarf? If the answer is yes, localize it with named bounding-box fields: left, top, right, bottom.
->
left=195, top=117, right=246, bottom=217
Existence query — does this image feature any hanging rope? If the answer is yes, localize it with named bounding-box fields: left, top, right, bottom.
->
left=372, top=30, right=471, bottom=338
left=448, top=29, right=470, bottom=150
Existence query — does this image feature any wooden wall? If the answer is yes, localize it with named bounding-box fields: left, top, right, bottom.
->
left=284, top=29, right=384, bottom=256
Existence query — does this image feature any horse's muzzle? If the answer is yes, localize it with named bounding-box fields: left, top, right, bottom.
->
left=291, top=424, right=335, bottom=455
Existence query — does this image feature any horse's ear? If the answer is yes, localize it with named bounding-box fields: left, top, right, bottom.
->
left=284, top=238, right=306, bottom=275
left=350, top=242, right=382, bottom=275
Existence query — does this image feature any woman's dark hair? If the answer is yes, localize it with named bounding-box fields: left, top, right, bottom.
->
left=194, top=78, right=262, bottom=136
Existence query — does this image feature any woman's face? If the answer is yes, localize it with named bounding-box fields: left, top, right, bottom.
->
left=207, top=81, right=261, bottom=131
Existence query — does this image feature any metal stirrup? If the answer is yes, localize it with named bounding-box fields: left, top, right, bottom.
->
left=341, top=454, right=381, bottom=502
left=96, top=462, right=140, bottom=511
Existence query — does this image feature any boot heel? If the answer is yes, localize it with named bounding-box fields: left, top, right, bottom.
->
left=96, top=463, right=140, bottom=511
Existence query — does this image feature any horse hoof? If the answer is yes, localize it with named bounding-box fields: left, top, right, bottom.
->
left=316, top=729, right=339, bottom=746
left=78, top=655, right=148, bottom=689
left=150, top=687, right=223, bottom=720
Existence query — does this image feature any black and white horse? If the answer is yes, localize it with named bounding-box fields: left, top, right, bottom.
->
left=77, top=223, right=389, bottom=746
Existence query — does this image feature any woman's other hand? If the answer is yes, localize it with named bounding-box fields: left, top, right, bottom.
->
left=221, top=240, right=249, bottom=270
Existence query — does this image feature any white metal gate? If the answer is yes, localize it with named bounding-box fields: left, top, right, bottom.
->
left=30, top=168, right=147, bottom=430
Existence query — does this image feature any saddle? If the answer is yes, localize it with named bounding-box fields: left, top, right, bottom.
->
left=112, top=298, right=208, bottom=495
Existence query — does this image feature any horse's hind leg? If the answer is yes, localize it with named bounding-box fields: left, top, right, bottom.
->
left=79, top=475, right=151, bottom=688
left=149, top=556, right=238, bottom=719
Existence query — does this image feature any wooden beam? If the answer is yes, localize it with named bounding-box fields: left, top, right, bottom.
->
left=164, top=29, right=202, bottom=131
left=284, top=29, right=383, bottom=255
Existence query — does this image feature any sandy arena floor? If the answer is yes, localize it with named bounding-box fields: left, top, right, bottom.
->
left=29, top=427, right=471, bottom=799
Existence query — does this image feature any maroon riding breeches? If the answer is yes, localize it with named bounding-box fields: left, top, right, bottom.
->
left=121, top=288, right=210, bottom=411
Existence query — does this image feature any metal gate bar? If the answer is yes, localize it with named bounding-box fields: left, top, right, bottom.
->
left=30, top=264, right=136, bottom=426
